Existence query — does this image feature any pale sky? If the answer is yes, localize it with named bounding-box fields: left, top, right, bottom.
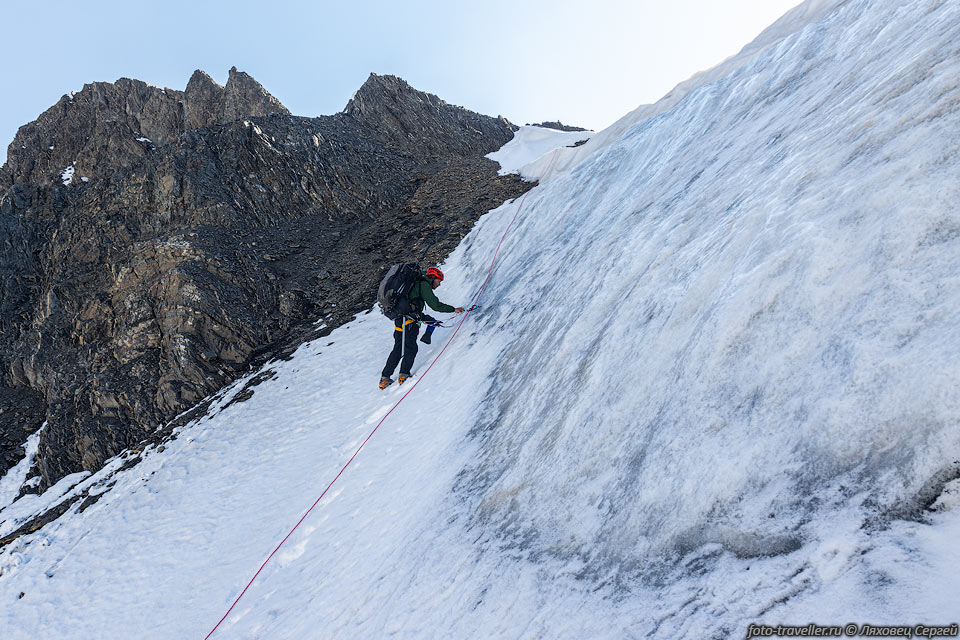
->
left=0, top=0, right=802, bottom=165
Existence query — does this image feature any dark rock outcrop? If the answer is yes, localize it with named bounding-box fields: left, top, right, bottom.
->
left=218, top=67, right=290, bottom=124
left=183, top=71, right=225, bottom=130
left=0, top=69, right=528, bottom=490
left=527, top=121, right=589, bottom=132
left=0, top=67, right=289, bottom=190
left=344, top=74, right=514, bottom=155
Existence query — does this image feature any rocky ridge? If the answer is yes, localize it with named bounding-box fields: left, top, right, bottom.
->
left=0, top=67, right=289, bottom=191
left=0, top=69, right=528, bottom=496
left=527, top=121, right=590, bottom=132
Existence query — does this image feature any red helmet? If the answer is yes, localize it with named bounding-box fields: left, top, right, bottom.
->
left=426, top=267, right=444, bottom=281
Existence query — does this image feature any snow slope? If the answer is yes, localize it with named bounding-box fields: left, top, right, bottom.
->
left=2, top=0, right=960, bottom=637
left=485, top=125, right=591, bottom=178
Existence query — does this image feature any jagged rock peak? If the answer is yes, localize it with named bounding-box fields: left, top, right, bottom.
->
left=187, top=69, right=222, bottom=91
left=1, top=67, right=290, bottom=188
left=185, top=67, right=289, bottom=128
left=345, top=73, right=421, bottom=109
left=184, top=70, right=224, bottom=130
left=342, top=73, right=516, bottom=156
left=343, top=73, right=452, bottom=118
left=219, top=66, right=290, bottom=123
left=0, top=78, right=187, bottom=189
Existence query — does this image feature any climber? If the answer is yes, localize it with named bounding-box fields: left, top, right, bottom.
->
left=379, top=267, right=464, bottom=389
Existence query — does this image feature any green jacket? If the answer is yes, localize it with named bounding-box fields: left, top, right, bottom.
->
left=409, top=278, right=455, bottom=315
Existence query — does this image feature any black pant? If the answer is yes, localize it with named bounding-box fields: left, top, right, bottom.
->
left=381, top=317, right=419, bottom=378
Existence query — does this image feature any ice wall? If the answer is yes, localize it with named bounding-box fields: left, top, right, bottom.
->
left=452, top=0, right=960, bottom=611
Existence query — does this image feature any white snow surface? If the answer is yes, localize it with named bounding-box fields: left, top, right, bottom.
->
left=2, top=0, right=960, bottom=637
left=486, top=125, right=591, bottom=178
left=59, top=164, right=74, bottom=186
left=0, top=425, right=46, bottom=512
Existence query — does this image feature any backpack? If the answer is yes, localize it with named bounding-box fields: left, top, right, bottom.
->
left=377, top=262, right=422, bottom=320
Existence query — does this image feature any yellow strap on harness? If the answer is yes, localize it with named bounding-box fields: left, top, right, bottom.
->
left=395, top=318, right=417, bottom=331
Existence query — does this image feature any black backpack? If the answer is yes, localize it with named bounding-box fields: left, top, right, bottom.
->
left=377, top=263, right=422, bottom=320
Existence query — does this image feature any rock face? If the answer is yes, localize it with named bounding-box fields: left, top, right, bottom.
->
left=527, top=121, right=589, bottom=132
left=344, top=74, right=514, bottom=155
left=0, top=70, right=527, bottom=490
left=183, top=67, right=290, bottom=130
left=0, top=68, right=289, bottom=191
